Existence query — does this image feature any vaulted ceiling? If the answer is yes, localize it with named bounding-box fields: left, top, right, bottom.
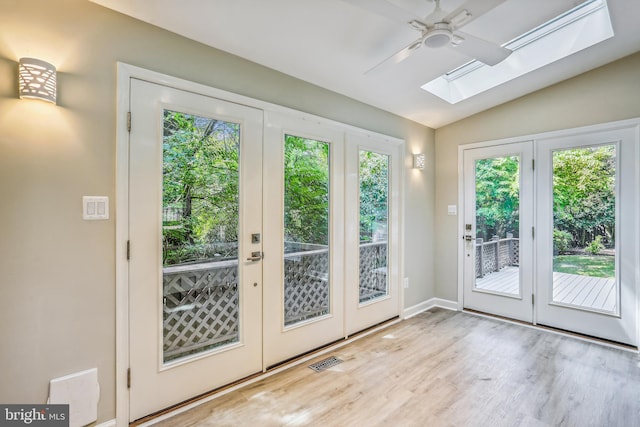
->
left=91, top=0, right=640, bottom=128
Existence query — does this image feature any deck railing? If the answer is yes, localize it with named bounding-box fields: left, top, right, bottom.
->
left=475, top=234, right=519, bottom=279
left=162, top=241, right=387, bottom=361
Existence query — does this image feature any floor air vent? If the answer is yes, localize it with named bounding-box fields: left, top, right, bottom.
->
left=309, top=356, right=343, bottom=372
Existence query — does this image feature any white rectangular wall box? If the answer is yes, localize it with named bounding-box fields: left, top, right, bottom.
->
left=49, top=368, right=100, bottom=427
left=83, top=196, right=109, bottom=220
left=447, top=205, right=457, bottom=216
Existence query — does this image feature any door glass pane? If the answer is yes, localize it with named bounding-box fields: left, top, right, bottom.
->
left=283, top=135, right=330, bottom=326
left=162, top=110, right=240, bottom=363
left=552, top=144, right=617, bottom=313
left=359, top=150, right=389, bottom=303
left=474, top=156, right=521, bottom=296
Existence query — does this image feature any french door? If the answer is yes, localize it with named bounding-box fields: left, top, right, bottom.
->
left=345, top=133, right=402, bottom=335
left=129, top=79, right=263, bottom=420
left=535, top=128, right=638, bottom=345
left=127, top=79, right=403, bottom=420
left=462, top=126, right=638, bottom=346
left=462, top=142, right=534, bottom=322
left=262, top=111, right=345, bottom=367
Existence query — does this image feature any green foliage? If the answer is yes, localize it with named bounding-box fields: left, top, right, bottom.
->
left=553, top=145, right=615, bottom=248
left=553, top=229, right=572, bottom=254
left=359, top=151, right=389, bottom=242
left=162, top=110, right=240, bottom=265
left=162, top=114, right=390, bottom=264
left=284, top=135, right=330, bottom=245
left=475, top=156, right=520, bottom=240
left=474, top=146, right=616, bottom=250
left=585, top=235, right=605, bottom=255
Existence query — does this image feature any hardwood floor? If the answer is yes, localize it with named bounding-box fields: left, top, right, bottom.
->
left=151, top=308, right=640, bottom=426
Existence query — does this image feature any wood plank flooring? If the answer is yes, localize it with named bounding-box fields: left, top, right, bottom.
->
left=475, top=266, right=520, bottom=295
left=552, top=272, right=616, bottom=312
left=476, top=267, right=616, bottom=312
left=150, top=308, right=640, bottom=427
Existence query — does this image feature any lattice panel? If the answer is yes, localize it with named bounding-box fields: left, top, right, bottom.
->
left=284, top=250, right=330, bottom=325
left=359, top=243, right=388, bottom=303
left=475, top=237, right=520, bottom=278
left=499, top=241, right=511, bottom=267
left=162, top=242, right=392, bottom=353
left=163, top=264, right=239, bottom=362
left=481, top=242, right=498, bottom=275
left=511, top=240, right=520, bottom=266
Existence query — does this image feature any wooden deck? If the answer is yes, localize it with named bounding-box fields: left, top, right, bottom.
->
left=475, top=266, right=616, bottom=312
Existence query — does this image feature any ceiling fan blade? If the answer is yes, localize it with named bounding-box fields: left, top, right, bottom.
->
left=442, top=0, right=507, bottom=27
left=341, top=0, right=420, bottom=25
left=451, top=31, right=512, bottom=66
left=365, top=37, right=423, bottom=74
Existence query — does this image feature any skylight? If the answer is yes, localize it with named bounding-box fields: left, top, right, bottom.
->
left=421, top=0, right=614, bottom=104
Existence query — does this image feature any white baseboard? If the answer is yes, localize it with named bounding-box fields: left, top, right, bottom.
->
left=403, top=297, right=458, bottom=319
left=95, top=419, right=117, bottom=427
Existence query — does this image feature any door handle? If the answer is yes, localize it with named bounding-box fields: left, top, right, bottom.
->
left=246, top=251, right=264, bottom=261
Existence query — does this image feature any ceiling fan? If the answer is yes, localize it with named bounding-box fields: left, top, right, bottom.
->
left=344, top=0, right=513, bottom=71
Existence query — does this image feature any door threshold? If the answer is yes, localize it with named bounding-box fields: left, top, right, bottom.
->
left=463, top=309, right=638, bottom=353
left=131, top=316, right=400, bottom=426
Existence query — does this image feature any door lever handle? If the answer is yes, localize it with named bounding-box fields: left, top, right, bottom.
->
left=246, top=251, right=264, bottom=261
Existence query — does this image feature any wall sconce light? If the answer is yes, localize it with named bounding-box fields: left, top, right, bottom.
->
left=19, top=57, right=57, bottom=104
left=413, top=153, right=426, bottom=170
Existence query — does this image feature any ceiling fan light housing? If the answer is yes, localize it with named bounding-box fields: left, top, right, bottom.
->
left=423, top=28, right=452, bottom=48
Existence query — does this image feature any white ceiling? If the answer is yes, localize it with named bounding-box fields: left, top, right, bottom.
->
left=91, top=0, right=640, bottom=128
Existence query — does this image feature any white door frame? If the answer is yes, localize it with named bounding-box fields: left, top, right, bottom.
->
left=116, top=63, right=405, bottom=425
left=457, top=118, right=640, bottom=345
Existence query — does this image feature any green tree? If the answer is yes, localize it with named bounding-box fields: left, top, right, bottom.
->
left=475, top=156, right=520, bottom=240
left=284, top=135, right=330, bottom=245
left=553, top=145, right=615, bottom=248
left=163, top=111, right=240, bottom=264
left=359, top=151, right=389, bottom=242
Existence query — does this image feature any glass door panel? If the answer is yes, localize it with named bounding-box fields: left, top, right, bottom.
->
left=462, top=142, right=533, bottom=323
left=162, top=110, right=241, bottom=363
left=551, top=144, right=617, bottom=314
left=283, top=135, right=330, bottom=326
left=358, top=150, right=389, bottom=303
left=473, top=156, right=521, bottom=297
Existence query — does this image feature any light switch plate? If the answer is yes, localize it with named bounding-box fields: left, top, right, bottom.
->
left=83, top=196, right=109, bottom=220
left=447, top=205, right=457, bottom=216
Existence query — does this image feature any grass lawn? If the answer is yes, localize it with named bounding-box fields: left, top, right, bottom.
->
left=553, top=255, right=615, bottom=278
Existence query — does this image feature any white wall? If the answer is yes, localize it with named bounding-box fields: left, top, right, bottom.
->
left=434, top=52, right=640, bottom=302
left=0, top=0, right=435, bottom=422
